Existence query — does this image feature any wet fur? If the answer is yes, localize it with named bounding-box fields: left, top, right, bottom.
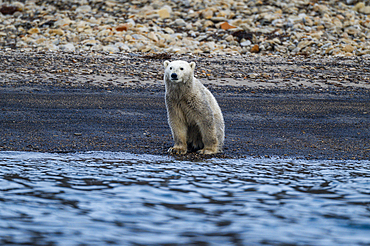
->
left=164, top=60, right=224, bottom=155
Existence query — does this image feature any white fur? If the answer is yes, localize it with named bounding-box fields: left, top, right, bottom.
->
left=164, top=60, right=225, bottom=155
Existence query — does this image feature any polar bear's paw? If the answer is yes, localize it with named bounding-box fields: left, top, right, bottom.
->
left=168, top=146, right=187, bottom=155
left=197, top=148, right=219, bottom=155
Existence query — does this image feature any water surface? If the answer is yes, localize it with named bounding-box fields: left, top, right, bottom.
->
left=0, top=151, right=369, bottom=245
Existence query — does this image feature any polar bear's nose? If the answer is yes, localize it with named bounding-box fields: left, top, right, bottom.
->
left=171, top=73, right=178, bottom=79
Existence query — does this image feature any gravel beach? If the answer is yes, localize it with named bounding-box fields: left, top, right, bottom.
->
left=0, top=51, right=369, bottom=160
left=1, top=0, right=370, bottom=56
left=0, top=1, right=369, bottom=160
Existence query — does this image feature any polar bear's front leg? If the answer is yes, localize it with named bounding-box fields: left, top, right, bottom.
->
left=168, top=127, right=187, bottom=154
left=167, top=110, right=188, bottom=155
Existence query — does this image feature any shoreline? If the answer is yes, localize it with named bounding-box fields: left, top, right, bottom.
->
left=0, top=51, right=369, bottom=160
left=1, top=76, right=369, bottom=160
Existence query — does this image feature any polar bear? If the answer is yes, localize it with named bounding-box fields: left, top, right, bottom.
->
left=164, top=60, right=224, bottom=155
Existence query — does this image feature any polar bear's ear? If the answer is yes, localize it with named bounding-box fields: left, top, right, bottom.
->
left=164, top=60, right=170, bottom=68
left=190, top=62, right=196, bottom=71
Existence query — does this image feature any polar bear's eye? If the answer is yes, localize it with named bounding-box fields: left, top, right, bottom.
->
left=170, top=67, right=172, bottom=70
left=180, top=67, right=184, bottom=70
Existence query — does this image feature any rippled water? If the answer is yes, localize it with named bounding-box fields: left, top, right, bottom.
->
left=0, top=152, right=369, bottom=246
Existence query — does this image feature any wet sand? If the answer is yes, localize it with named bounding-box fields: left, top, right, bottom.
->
left=0, top=52, right=369, bottom=160
left=1, top=85, right=369, bottom=160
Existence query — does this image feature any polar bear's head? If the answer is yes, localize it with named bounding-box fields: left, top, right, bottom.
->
left=164, top=60, right=196, bottom=84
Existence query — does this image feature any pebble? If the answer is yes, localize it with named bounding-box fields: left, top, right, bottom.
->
left=157, top=7, right=171, bottom=19
left=49, top=29, right=65, bottom=36
left=220, top=22, right=236, bottom=30
left=0, top=1, right=369, bottom=56
left=60, top=43, right=76, bottom=53
left=75, top=5, right=91, bottom=13
left=342, top=44, right=355, bottom=53
left=115, top=24, right=129, bottom=32
left=173, top=19, right=187, bottom=27
left=27, top=28, right=40, bottom=34
left=240, top=40, right=252, bottom=47
left=251, top=45, right=260, bottom=53
left=82, top=40, right=101, bottom=46
left=103, top=45, right=120, bottom=53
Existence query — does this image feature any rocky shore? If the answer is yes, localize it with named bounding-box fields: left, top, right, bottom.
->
left=0, top=51, right=369, bottom=90
left=1, top=0, right=370, bottom=56
left=0, top=51, right=369, bottom=160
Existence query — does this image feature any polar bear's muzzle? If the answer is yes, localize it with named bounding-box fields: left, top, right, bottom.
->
left=170, top=73, right=178, bottom=80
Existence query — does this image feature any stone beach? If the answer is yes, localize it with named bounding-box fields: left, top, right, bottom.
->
left=0, top=50, right=369, bottom=90
left=0, top=0, right=370, bottom=56
left=1, top=50, right=369, bottom=160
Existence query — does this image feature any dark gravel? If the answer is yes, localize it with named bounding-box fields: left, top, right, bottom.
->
left=0, top=51, right=369, bottom=160
left=1, top=85, right=369, bottom=160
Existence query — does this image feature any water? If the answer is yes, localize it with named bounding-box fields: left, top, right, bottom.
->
left=0, top=151, right=369, bottom=246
